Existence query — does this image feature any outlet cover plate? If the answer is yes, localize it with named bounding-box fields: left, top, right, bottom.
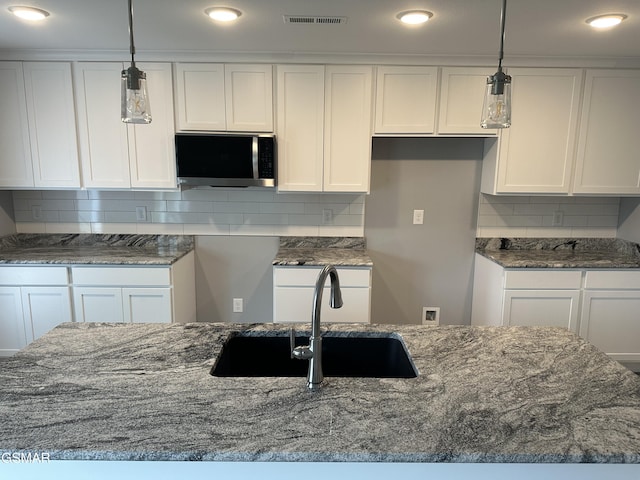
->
left=422, top=307, right=440, bottom=326
left=233, top=298, right=243, bottom=313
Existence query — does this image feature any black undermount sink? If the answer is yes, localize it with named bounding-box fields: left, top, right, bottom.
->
left=211, top=333, right=418, bottom=378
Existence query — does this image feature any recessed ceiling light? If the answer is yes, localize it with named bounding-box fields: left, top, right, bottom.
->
left=8, top=5, right=50, bottom=21
left=585, top=13, right=627, bottom=29
left=205, top=7, right=242, bottom=22
left=396, top=10, right=433, bottom=25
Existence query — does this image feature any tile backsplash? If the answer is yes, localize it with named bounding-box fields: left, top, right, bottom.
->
left=12, top=189, right=365, bottom=237
left=476, top=194, right=620, bottom=238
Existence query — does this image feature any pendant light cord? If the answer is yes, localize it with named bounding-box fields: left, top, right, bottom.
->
left=128, top=0, right=136, bottom=66
left=498, top=0, right=506, bottom=70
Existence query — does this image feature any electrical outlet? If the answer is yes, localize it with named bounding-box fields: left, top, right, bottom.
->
left=422, top=307, right=440, bottom=326
left=31, top=205, right=42, bottom=220
left=322, top=209, right=333, bottom=224
left=233, top=298, right=243, bottom=313
left=135, top=206, right=147, bottom=222
left=413, top=209, right=424, bottom=225
left=552, top=210, right=564, bottom=227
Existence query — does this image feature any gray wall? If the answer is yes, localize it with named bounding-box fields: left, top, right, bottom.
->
left=194, top=236, right=279, bottom=323
left=0, top=191, right=16, bottom=235
left=365, top=137, right=483, bottom=326
left=618, top=198, right=640, bottom=243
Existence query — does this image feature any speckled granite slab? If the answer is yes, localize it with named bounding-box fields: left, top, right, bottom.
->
left=1, top=322, right=639, bottom=463
left=273, top=237, right=372, bottom=266
left=0, top=234, right=194, bottom=265
left=476, top=238, right=640, bottom=268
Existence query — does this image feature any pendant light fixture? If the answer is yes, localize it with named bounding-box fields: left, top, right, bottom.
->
left=121, top=0, right=151, bottom=124
left=481, top=0, right=511, bottom=129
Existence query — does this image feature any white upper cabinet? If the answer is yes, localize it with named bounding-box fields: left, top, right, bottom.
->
left=75, top=62, right=131, bottom=188
left=23, top=62, right=80, bottom=188
left=128, top=63, right=176, bottom=189
left=174, top=63, right=273, bottom=132
left=225, top=64, right=273, bottom=132
left=438, top=67, right=497, bottom=135
left=573, top=69, right=640, bottom=195
left=374, top=66, right=437, bottom=134
left=174, top=63, right=226, bottom=131
left=373, top=66, right=495, bottom=136
left=0, top=62, right=79, bottom=189
left=276, top=64, right=373, bottom=193
left=481, top=68, right=583, bottom=194
left=324, top=65, right=373, bottom=192
left=75, top=62, right=176, bottom=189
left=0, top=62, right=33, bottom=188
left=276, top=65, right=325, bottom=191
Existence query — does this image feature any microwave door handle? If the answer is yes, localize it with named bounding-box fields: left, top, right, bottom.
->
left=252, top=137, right=259, bottom=180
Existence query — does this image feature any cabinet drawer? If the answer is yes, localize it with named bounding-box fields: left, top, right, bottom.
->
left=584, top=271, right=640, bottom=290
left=503, top=270, right=582, bottom=289
left=273, top=267, right=371, bottom=288
left=274, top=286, right=370, bottom=324
left=71, top=267, right=171, bottom=287
left=0, top=266, right=68, bottom=286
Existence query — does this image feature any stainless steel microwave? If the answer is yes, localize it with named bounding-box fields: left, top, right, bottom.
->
left=175, top=133, right=276, bottom=187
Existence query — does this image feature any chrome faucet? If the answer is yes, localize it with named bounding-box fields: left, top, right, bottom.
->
left=290, top=265, right=343, bottom=390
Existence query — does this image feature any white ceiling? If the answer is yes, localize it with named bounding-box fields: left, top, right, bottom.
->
left=1, top=0, right=639, bottom=64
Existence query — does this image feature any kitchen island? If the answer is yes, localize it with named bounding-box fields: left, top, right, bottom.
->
left=1, top=322, right=639, bottom=478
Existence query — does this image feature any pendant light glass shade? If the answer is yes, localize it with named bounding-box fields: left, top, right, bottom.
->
left=481, top=0, right=511, bottom=129
left=121, top=66, right=151, bottom=124
left=121, top=0, right=151, bottom=124
left=481, top=69, right=511, bottom=128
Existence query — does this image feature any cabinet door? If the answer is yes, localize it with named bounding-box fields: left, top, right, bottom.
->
left=73, top=287, right=124, bottom=323
left=75, top=62, right=131, bottom=188
left=225, top=64, right=273, bottom=132
left=0, top=287, right=27, bottom=355
left=486, top=68, right=583, bottom=194
left=174, top=63, right=226, bottom=131
left=573, top=70, right=640, bottom=194
left=0, top=62, right=33, bottom=188
left=374, top=66, right=437, bottom=134
left=128, top=63, right=177, bottom=189
left=21, top=286, right=73, bottom=342
left=276, top=65, right=325, bottom=192
left=23, top=62, right=80, bottom=188
left=439, top=67, right=497, bottom=135
left=122, top=288, right=172, bottom=324
left=580, top=291, right=640, bottom=362
left=503, top=289, right=580, bottom=331
left=324, top=65, right=373, bottom=192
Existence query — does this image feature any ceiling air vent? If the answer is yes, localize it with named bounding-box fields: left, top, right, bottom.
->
left=283, top=15, right=347, bottom=25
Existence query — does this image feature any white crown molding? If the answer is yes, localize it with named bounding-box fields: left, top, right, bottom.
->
left=1, top=49, right=639, bottom=68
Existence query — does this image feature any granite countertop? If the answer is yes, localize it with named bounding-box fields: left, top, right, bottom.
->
left=476, top=237, right=640, bottom=269
left=0, top=234, right=194, bottom=265
left=1, top=322, right=639, bottom=463
left=273, top=237, right=373, bottom=267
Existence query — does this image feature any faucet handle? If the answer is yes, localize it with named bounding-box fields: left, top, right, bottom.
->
left=290, top=327, right=313, bottom=360
left=289, top=327, right=296, bottom=358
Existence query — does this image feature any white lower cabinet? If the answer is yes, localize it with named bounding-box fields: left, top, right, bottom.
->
left=0, top=253, right=196, bottom=356
left=73, top=287, right=125, bottom=323
left=472, top=256, right=582, bottom=330
left=502, top=290, right=581, bottom=331
left=71, top=252, right=195, bottom=325
left=273, top=266, right=371, bottom=324
left=22, top=286, right=74, bottom=341
left=0, top=287, right=27, bottom=355
left=579, top=271, right=640, bottom=364
left=73, top=286, right=172, bottom=324
left=0, top=267, right=72, bottom=356
left=472, top=254, right=640, bottom=370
